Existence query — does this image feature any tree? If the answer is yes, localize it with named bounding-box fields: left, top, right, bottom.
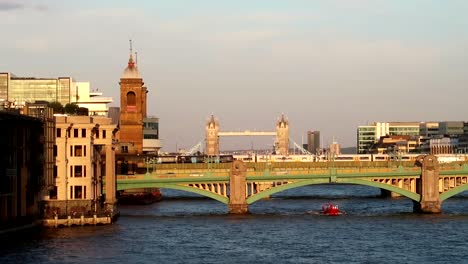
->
left=48, top=101, right=64, bottom=114
left=64, top=103, right=80, bottom=115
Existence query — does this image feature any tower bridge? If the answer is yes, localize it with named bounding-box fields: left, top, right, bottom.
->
left=116, top=155, right=468, bottom=214
left=205, top=114, right=290, bottom=156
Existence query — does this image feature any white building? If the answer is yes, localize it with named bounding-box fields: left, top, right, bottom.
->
left=73, top=82, right=113, bottom=116
left=44, top=115, right=117, bottom=217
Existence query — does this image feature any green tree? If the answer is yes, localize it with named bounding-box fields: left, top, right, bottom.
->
left=48, top=101, right=64, bottom=114
left=64, top=103, right=80, bottom=114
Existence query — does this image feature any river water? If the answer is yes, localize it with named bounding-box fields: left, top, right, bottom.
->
left=1, top=185, right=468, bottom=264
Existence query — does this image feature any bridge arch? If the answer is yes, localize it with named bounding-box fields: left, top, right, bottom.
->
left=440, top=184, right=468, bottom=201
left=117, top=183, right=229, bottom=205
left=246, top=179, right=421, bottom=204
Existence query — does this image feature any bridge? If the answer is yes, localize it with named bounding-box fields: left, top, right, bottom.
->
left=205, top=114, right=291, bottom=156
left=116, top=155, right=468, bottom=214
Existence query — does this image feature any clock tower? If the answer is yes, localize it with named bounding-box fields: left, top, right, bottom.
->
left=117, top=41, right=148, bottom=154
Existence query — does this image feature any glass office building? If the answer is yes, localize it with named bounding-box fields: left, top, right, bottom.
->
left=0, top=73, right=72, bottom=105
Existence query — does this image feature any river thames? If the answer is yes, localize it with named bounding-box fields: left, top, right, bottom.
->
left=1, top=185, right=468, bottom=264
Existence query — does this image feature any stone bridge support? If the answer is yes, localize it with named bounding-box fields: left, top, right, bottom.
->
left=229, top=160, right=248, bottom=214
left=414, top=155, right=441, bottom=213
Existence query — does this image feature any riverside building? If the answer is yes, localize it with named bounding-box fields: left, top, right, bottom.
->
left=358, top=121, right=468, bottom=154
left=0, top=72, right=112, bottom=116
left=42, top=115, right=118, bottom=220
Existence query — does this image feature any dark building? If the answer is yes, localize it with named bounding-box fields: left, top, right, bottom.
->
left=307, top=130, right=320, bottom=155
left=0, top=111, right=45, bottom=228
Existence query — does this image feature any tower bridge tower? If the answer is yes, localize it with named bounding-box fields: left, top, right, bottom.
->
left=205, top=115, right=220, bottom=156
left=275, top=114, right=289, bottom=156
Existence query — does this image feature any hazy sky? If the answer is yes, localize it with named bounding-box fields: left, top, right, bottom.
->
left=2, top=0, right=468, bottom=151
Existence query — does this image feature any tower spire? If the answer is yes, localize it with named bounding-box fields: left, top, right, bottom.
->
left=128, top=39, right=135, bottom=68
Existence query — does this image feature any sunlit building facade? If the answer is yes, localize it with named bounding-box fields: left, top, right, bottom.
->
left=0, top=73, right=112, bottom=116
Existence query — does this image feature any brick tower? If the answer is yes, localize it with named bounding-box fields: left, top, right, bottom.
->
left=117, top=41, right=148, bottom=154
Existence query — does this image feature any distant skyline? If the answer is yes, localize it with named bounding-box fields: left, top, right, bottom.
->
left=2, top=0, right=468, bottom=151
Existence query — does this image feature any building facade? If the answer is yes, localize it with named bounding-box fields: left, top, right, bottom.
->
left=357, top=122, right=420, bottom=154
left=143, top=117, right=161, bottom=154
left=358, top=121, right=468, bottom=154
left=42, top=115, right=117, bottom=218
left=306, top=130, right=320, bottom=154
left=0, top=110, right=44, bottom=225
left=0, top=72, right=113, bottom=116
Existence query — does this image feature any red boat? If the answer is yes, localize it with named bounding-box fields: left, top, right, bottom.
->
left=321, top=203, right=341, bottom=216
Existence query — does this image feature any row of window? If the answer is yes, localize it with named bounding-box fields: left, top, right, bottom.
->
left=53, top=165, right=88, bottom=178
left=48, top=185, right=87, bottom=200
left=56, top=128, right=107, bottom=138
left=70, top=185, right=87, bottom=199
left=70, top=165, right=86, bottom=177
left=53, top=144, right=87, bottom=157
left=71, top=145, right=86, bottom=157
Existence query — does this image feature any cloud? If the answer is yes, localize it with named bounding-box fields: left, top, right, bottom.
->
left=0, top=2, right=24, bottom=11
left=0, top=0, right=48, bottom=12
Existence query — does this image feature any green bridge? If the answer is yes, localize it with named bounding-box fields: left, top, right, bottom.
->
left=116, top=155, right=468, bottom=214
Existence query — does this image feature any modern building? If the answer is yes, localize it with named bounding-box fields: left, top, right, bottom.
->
left=0, top=72, right=113, bottom=116
left=42, top=115, right=117, bottom=218
left=357, top=122, right=420, bottom=154
left=306, top=130, right=320, bottom=154
left=419, top=122, right=439, bottom=137
left=143, top=117, right=161, bottom=154
left=369, top=135, right=419, bottom=154
left=439, top=121, right=464, bottom=135
left=74, top=82, right=113, bottom=116
left=328, top=140, right=341, bottom=156
left=0, top=72, right=73, bottom=105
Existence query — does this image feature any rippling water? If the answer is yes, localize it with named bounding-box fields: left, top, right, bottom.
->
left=1, top=185, right=468, bottom=264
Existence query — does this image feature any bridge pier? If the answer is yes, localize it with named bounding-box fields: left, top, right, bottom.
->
left=414, top=155, right=441, bottom=213
left=229, top=160, right=249, bottom=214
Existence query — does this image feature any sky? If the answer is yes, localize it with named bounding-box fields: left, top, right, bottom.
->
left=2, top=0, right=468, bottom=152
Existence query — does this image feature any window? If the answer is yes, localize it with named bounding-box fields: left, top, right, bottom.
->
left=56, top=128, right=61, bottom=138
left=81, top=129, right=86, bottom=138
left=74, top=128, right=78, bottom=138
left=74, top=165, right=83, bottom=177
left=122, top=146, right=128, bottom=153
left=53, top=145, right=57, bottom=157
left=96, top=130, right=99, bottom=138
left=74, top=146, right=83, bottom=156
left=49, top=186, right=57, bottom=200
left=126, top=91, right=136, bottom=112
left=102, top=130, right=106, bottom=138
left=53, top=165, right=57, bottom=178
left=74, top=186, right=83, bottom=199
